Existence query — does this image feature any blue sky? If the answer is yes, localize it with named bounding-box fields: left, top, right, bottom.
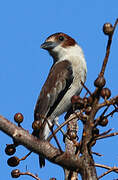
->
left=0, top=0, right=118, bottom=179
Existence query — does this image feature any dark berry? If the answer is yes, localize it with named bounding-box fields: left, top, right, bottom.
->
left=7, top=156, right=19, bottom=167
left=94, top=76, right=106, bottom=88
left=11, top=169, right=20, bottom=178
left=14, top=113, right=24, bottom=124
left=100, top=88, right=111, bottom=99
left=103, top=23, right=113, bottom=35
left=5, top=144, right=16, bottom=156
left=99, top=118, right=108, bottom=127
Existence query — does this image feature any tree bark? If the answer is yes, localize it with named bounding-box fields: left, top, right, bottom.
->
left=64, top=114, right=78, bottom=180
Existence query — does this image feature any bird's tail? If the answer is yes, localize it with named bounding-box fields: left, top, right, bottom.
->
left=38, top=122, right=51, bottom=168
left=39, top=154, right=45, bottom=168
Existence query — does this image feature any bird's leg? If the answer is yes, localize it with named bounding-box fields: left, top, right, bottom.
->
left=47, top=118, right=62, bottom=152
left=54, top=117, right=65, bottom=136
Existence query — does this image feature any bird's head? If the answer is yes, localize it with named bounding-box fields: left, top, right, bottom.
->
left=40, top=32, right=77, bottom=62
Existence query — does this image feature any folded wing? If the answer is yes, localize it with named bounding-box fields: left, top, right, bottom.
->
left=34, top=60, right=73, bottom=124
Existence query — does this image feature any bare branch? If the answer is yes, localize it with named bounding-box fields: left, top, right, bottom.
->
left=0, top=115, right=83, bottom=171
left=96, top=128, right=113, bottom=137
left=20, top=151, right=32, bottom=161
left=98, top=95, right=118, bottom=108
left=64, top=114, right=78, bottom=180
left=92, top=151, right=103, bottom=157
left=19, top=171, right=41, bottom=180
left=46, top=119, right=62, bottom=152
left=81, top=80, right=92, bottom=96
left=99, top=19, right=118, bottom=77
left=95, top=163, right=118, bottom=173
left=98, top=167, right=118, bottom=179
left=96, top=132, right=118, bottom=140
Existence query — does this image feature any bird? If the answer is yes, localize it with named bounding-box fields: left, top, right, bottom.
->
left=33, top=32, right=87, bottom=168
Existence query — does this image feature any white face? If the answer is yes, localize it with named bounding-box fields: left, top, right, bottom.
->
left=50, top=43, right=85, bottom=63
left=50, top=44, right=68, bottom=61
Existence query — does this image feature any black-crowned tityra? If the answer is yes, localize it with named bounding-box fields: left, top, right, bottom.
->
left=33, top=32, right=87, bottom=167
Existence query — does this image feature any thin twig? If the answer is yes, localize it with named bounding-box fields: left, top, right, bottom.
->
left=47, top=112, right=82, bottom=141
left=98, top=95, right=118, bottom=108
left=99, top=19, right=118, bottom=77
left=95, top=163, right=118, bottom=173
left=20, top=151, right=32, bottom=161
left=46, top=120, right=62, bottom=152
left=81, top=80, right=92, bottom=96
left=94, top=106, right=110, bottom=127
left=96, top=132, right=118, bottom=140
left=96, top=163, right=118, bottom=179
left=105, top=107, right=118, bottom=118
left=92, top=151, right=103, bottom=157
left=98, top=168, right=118, bottom=179
left=39, top=115, right=62, bottom=152
left=19, top=171, right=41, bottom=180
left=95, top=128, right=113, bottom=138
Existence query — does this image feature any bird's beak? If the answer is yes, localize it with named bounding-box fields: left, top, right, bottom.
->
left=40, top=41, right=58, bottom=50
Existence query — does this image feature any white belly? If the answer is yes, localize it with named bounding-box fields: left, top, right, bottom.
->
left=51, top=66, right=86, bottom=120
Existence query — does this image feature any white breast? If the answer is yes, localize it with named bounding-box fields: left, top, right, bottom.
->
left=50, top=44, right=87, bottom=120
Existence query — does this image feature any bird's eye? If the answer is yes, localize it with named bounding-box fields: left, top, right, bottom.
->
left=59, top=36, right=64, bottom=41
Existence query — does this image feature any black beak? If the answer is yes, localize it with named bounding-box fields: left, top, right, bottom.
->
left=40, top=41, right=58, bottom=50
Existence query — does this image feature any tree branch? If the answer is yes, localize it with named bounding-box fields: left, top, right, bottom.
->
left=98, top=167, right=118, bottom=179
left=98, top=95, right=118, bottom=108
left=99, top=18, right=118, bottom=77
left=0, top=115, right=83, bottom=172
left=96, top=131, right=118, bottom=140
left=19, top=171, right=41, bottom=180
left=95, top=163, right=118, bottom=174
left=64, top=114, right=78, bottom=180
